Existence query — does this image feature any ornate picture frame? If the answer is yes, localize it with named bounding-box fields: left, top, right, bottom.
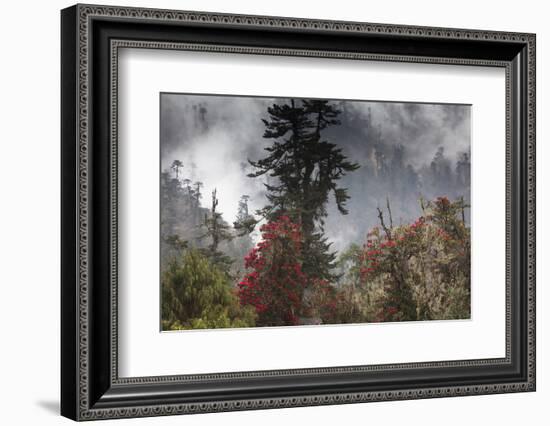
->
left=61, top=4, right=536, bottom=421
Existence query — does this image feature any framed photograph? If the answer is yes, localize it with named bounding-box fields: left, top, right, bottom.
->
left=61, top=4, right=536, bottom=421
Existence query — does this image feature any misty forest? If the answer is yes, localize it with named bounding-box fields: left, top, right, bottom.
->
left=160, top=94, right=471, bottom=330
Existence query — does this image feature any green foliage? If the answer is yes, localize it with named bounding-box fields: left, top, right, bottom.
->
left=164, top=234, right=188, bottom=252
left=200, top=189, right=234, bottom=273
left=162, top=249, right=256, bottom=330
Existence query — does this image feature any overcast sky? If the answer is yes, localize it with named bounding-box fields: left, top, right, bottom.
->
left=160, top=93, right=470, bottom=251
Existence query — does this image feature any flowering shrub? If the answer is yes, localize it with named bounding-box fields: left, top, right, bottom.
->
left=237, top=198, right=470, bottom=327
left=238, top=216, right=309, bottom=326
left=355, top=197, right=471, bottom=322
left=302, top=278, right=341, bottom=324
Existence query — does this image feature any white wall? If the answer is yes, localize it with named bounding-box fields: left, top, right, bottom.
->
left=0, top=0, right=546, bottom=424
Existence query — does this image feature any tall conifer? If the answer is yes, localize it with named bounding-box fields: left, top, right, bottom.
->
left=248, top=99, right=359, bottom=280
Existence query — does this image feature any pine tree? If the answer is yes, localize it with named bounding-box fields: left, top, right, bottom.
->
left=161, top=161, right=208, bottom=268
left=455, top=151, right=471, bottom=188
left=389, top=144, right=405, bottom=192
left=160, top=169, right=182, bottom=248
left=193, top=181, right=203, bottom=206
left=182, top=178, right=192, bottom=194
left=171, top=160, right=183, bottom=180
left=248, top=99, right=359, bottom=280
left=233, top=195, right=256, bottom=236
left=237, top=194, right=250, bottom=217
left=429, top=147, right=452, bottom=195
left=200, top=189, right=234, bottom=272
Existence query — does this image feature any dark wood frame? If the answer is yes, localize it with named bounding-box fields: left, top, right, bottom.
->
left=61, top=3, right=536, bottom=421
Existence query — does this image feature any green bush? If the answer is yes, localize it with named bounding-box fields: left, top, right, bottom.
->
left=162, top=249, right=256, bottom=330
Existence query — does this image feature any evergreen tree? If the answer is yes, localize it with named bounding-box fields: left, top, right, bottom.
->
left=248, top=99, right=359, bottom=280
left=160, top=169, right=182, bottom=247
left=171, top=159, right=183, bottom=180
left=405, top=164, right=419, bottom=193
left=390, top=144, right=405, bottom=172
left=429, top=147, right=452, bottom=195
left=161, top=162, right=209, bottom=268
left=237, top=194, right=250, bottom=217
left=193, top=181, right=203, bottom=206
left=233, top=195, right=256, bottom=236
left=182, top=178, right=192, bottom=194
left=200, top=189, right=234, bottom=272
left=456, top=151, right=471, bottom=188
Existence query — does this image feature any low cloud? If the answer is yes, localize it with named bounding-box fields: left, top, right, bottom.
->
left=161, top=94, right=470, bottom=251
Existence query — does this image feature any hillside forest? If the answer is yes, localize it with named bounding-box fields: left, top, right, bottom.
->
left=160, top=95, right=471, bottom=330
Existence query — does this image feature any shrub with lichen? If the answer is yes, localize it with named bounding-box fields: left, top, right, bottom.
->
left=338, top=197, right=470, bottom=323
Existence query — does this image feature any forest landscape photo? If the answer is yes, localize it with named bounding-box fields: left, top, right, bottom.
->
left=160, top=93, right=472, bottom=331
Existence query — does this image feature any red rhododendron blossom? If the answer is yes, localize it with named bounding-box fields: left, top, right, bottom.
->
left=238, top=215, right=308, bottom=326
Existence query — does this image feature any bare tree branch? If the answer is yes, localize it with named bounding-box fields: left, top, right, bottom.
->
left=376, top=206, right=392, bottom=240
left=386, top=196, right=394, bottom=229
